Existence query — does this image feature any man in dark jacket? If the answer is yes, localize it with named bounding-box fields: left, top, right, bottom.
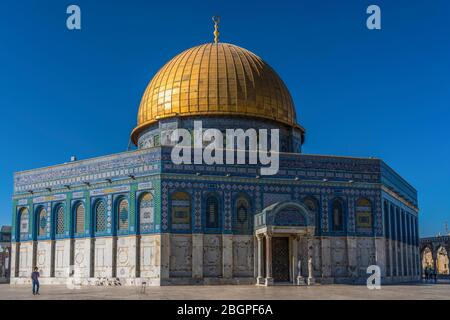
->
left=31, top=267, right=40, bottom=295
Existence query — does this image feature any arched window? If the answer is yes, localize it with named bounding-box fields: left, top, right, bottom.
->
left=95, top=201, right=107, bottom=233
left=171, top=191, right=191, bottom=230
left=75, top=203, right=85, bottom=235
left=117, top=199, right=129, bottom=231
left=331, top=199, right=344, bottom=232
left=437, top=247, right=449, bottom=275
left=19, top=208, right=29, bottom=240
left=303, top=197, right=319, bottom=232
left=422, top=247, right=434, bottom=272
left=139, top=193, right=154, bottom=233
left=206, top=194, right=220, bottom=229
left=356, top=198, right=372, bottom=233
left=235, top=196, right=250, bottom=232
left=37, top=207, right=47, bottom=237
left=56, top=205, right=65, bottom=235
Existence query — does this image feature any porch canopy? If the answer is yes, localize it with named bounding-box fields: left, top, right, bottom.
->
left=254, top=202, right=315, bottom=285
left=254, top=201, right=315, bottom=236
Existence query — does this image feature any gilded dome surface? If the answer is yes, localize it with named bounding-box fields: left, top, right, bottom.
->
left=131, top=42, right=301, bottom=144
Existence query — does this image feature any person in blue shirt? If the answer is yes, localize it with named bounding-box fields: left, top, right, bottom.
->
left=31, top=267, right=40, bottom=295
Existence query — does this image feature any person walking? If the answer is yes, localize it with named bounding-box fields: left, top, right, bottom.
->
left=31, top=267, right=40, bottom=295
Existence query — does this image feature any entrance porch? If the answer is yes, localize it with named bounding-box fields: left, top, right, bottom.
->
left=254, top=202, right=316, bottom=286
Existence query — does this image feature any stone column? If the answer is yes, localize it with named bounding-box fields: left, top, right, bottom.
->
left=293, top=236, right=307, bottom=286
left=393, top=208, right=399, bottom=277
left=432, top=249, right=438, bottom=274
left=399, top=211, right=404, bottom=278
left=417, top=246, right=421, bottom=278
left=87, top=238, right=94, bottom=279
left=107, top=237, right=115, bottom=278
left=320, top=237, right=332, bottom=283
left=10, top=243, right=19, bottom=278
left=50, top=240, right=56, bottom=278
left=256, top=234, right=264, bottom=285
left=222, top=234, right=233, bottom=280
left=126, top=236, right=139, bottom=279
left=253, top=235, right=258, bottom=279
left=160, top=233, right=170, bottom=282
left=291, top=236, right=300, bottom=285
left=192, top=234, right=203, bottom=279
left=346, top=237, right=357, bottom=280
left=307, top=237, right=315, bottom=285
left=265, top=234, right=273, bottom=286
left=419, top=248, right=423, bottom=279
left=408, top=215, right=413, bottom=278
left=374, top=237, right=386, bottom=278
left=414, top=219, right=419, bottom=278
left=415, top=218, right=421, bottom=277
left=5, top=247, right=11, bottom=280
left=32, top=241, right=38, bottom=273
left=134, top=235, right=140, bottom=279
left=388, top=206, right=394, bottom=279
left=63, top=239, right=73, bottom=278
left=447, top=246, right=450, bottom=274
left=411, top=217, right=417, bottom=277
left=404, top=214, right=409, bottom=278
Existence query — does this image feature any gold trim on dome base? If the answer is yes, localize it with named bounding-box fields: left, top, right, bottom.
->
left=131, top=42, right=303, bottom=145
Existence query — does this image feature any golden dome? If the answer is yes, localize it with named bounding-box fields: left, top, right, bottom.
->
left=131, top=42, right=302, bottom=144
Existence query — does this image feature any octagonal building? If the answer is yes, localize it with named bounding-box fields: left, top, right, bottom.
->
left=10, top=36, right=420, bottom=286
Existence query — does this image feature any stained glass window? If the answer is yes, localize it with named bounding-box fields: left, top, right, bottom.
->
left=118, top=199, right=129, bottom=231
left=19, top=208, right=29, bottom=240
left=331, top=199, right=344, bottom=232
left=303, top=197, right=319, bottom=232
left=56, top=206, right=65, bottom=235
left=206, top=195, right=219, bottom=229
left=303, top=197, right=318, bottom=213
left=139, top=193, right=154, bottom=233
left=95, top=201, right=106, bottom=232
left=38, top=208, right=47, bottom=236
left=75, top=203, right=85, bottom=235
left=235, top=196, right=250, bottom=233
left=171, top=192, right=191, bottom=230
left=356, top=198, right=373, bottom=233
left=236, top=198, right=249, bottom=224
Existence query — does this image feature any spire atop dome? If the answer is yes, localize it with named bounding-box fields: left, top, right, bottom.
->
left=212, top=16, right=220, bottom=44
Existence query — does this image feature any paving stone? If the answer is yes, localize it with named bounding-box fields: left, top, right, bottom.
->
left=2, top=282, right=450, bottom=300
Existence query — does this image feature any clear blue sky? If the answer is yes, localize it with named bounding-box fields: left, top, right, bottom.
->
left=0, top=0, right=449, bottom=237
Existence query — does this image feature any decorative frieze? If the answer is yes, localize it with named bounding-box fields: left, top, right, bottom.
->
left=72, top=192, right=84, bottom=199
left=33, top=194, right=67, bottom=204
left=90, top=185, right=131, bottom=197
left=138, top=182, right=153, bottom=191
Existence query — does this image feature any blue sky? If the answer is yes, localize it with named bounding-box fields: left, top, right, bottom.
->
left=0, top=0, right=449, bottom=236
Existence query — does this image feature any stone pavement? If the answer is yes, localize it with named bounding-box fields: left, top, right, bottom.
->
left=0, top=282, right=449, bottom=300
